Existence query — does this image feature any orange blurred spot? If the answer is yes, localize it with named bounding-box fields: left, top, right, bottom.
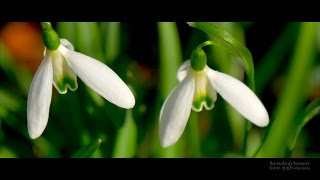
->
left=0, top=22, right=44, bottom=72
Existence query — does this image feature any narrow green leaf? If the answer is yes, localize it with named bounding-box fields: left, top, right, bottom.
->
left=157, top=22, right=184, bottom=157
left=101, top=22, right=121, bottom=64
left=158, top=22, right=182, bottom=98
left=112, top=110, right=137, bottom=158
left=75, top=22, right=103, bottom=60
left=188, top=22, right=255, bottom=90
left=56, top=22, right=77, bottom=45
left=287, top=98, right=320, bottom=156
left=71, top=139, right=102, bottom=158
left=256, top=23, right=318, bottom=157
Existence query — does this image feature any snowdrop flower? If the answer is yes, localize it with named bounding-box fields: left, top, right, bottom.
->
left=27, top=23, right=135, bottom=139
left=159, top=48, right=269, bottom=147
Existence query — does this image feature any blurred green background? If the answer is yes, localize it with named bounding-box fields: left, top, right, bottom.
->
left=0, top=22, right=319, bottom=158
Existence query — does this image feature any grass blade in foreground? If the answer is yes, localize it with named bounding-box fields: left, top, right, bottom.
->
left=287, top=98, right=320, bottom=157
left=101, top=22, right=121, bottom=64
left=157, top=22, right=184, bottom=157
left=256, top=23, right=317, bottom=157
left=72, top=139, right=102, bottom=158
left=112, top=110, right=137, bottom=158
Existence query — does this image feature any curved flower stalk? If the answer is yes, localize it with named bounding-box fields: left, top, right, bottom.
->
left=159, top=47, right=269, bottom=147
left=27, top=22, right=135, bottom=139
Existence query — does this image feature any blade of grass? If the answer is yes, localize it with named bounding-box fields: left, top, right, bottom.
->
left=100, top=22, right=121, bottom=64
left=287, top=98, right=320, bottom=157
left=71, top=139, right=102, bottom=158
left=56, top=22, right=77, bottom=45
left=157, top=22, right=184, bottom=157
left=255, top=23, right=317, bottom=157
left=75, top=22, right=103, bottom=60
left=112, top=109, right=137, bottom=158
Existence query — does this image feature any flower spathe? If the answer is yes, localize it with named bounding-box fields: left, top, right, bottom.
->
left=27, top=39, right=135, bottom=139
left=159, top=60, right=269, bottom=147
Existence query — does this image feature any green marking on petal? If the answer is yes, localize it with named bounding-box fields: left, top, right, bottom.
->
left=54, top=76, right=78, bottom=94
left=191, top=69, right=216, bottom=112
left=192, top=95, right=214, bottom=112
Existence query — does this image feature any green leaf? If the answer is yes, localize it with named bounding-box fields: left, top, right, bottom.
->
left=112, top=110, right=137, bottom=158
left=157, top=22, right=184, bottom=157
left=71, top=139, right=102, bottom=158
left=158, top=22, right=183, bottom=98
left=287, top=98, right=320, bottom=156
left=255, top=23, right=318, bottom=157
left=56, top=22, right=77, bottom=45
left=101, top=22, right=121, bottom=64
left=75, top=22, right=103, bottom=61
left=188, top=22, right=255, bottom=90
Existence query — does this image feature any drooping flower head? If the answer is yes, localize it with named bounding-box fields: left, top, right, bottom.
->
left=27, top=22, right=135, bottom=139
left=159, top=44, right=269, bottom=147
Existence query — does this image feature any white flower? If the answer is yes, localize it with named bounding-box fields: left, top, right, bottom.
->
left=27, top=39, right=135, bottom=139
left=159, top=60, right=269, bottom=147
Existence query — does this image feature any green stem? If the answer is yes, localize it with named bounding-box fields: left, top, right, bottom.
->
left=40, top=22, right=51, bottom=30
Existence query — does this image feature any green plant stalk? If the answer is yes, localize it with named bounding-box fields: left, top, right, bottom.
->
left=256, top=23, right=317, bottom=157
left=157, top=22, right=184, bottom=157
left=112, top=109, right=137, bottom=158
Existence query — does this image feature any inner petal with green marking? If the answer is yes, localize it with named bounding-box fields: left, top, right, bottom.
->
left=50, top=51, right=78, bottom=94
left=191, top=69, right=217, bottom=112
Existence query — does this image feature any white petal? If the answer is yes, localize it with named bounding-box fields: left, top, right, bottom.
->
left=27, top=55, right=53, bottom=139
left=62, top=48, right=135, bottom=109
left=159, top=74, right=195, bottom=147
left=177, top=60, right=191, bottom=82
left=60, top=38, right=74, bottom=51
left=207, top=69, right=269, bottom=127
